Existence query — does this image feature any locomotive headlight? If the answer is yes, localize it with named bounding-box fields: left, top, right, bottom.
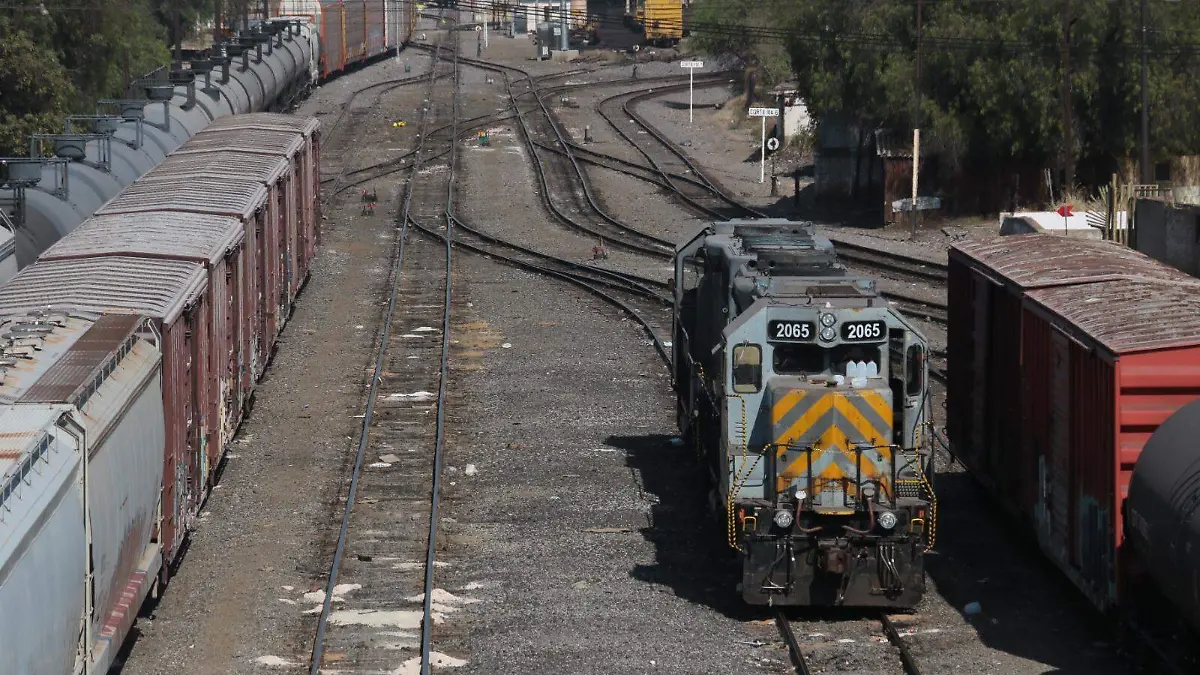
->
left=773, top=509, right=794, bottom=529
left=819, top=326, right=836, bottom=342
left=820, top=312, right=836, bottom=327
left=877, top=511, right=898, bottom=530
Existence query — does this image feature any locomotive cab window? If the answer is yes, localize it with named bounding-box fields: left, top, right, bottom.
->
left=906, top=345, right=924, bottom=396
left=774, top=344, right=825, bottom=375
left=732, top=344, right=762, bottom=393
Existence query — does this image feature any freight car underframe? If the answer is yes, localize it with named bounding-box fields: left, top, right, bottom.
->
left=733, top=443, right=930, bottom=607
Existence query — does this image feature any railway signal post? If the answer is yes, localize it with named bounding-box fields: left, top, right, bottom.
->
left=680, top=59, right=704, bottom=124
left=749, top=106, right=779, bottom=183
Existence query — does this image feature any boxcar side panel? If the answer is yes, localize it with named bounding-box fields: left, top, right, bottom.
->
left=945, top=254, right=975, bottom=463
left=347, top=0, right=367, bottom=64
left=161, top=319, right=191, bottom=569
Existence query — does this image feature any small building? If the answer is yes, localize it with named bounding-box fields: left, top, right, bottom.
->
left=771, top=83, right=810, bottom=148
left=811, top=113, right=881, bottom=202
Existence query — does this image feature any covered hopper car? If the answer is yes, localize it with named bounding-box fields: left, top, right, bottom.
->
left=0, top=112, right=321, bottom=675
left=673, top=219, right=935, bottom=607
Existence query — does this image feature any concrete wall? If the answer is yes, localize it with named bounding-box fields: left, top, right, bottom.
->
left=1135, top=198, right=1200, bottom=278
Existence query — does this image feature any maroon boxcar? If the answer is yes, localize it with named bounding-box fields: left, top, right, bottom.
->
left=94, top=177, right=268, bottom=457
left=137, top=150, right=289, bottom=380
left=948, top=233, right=1200, bottom=615
left=176, top=126, right=313, bottom=310
left=202, top=113, right=323, bottom=255
left=0, top=256, right=209, bottom=576
left=39, top=212, right=250, bottom=472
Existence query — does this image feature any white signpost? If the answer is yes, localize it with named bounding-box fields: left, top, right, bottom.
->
left=749, top=106, right=780, bottom=183
left=680, top=60, right=704, bottom=123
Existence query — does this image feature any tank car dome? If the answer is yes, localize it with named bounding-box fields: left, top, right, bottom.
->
left=1126, top=397, right=1200, bottom=636
left=0, top=18, right=316, bottom=285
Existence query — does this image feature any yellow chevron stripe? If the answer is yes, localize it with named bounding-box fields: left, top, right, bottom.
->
left=834, top=396, right=883, bottom=444
left=859, top=389, right=894, bottom=429
left=771, top=389, right=805, bottom=425
left=776, top=394, right=834, bottom=447
left=772, top=392, right=893, bottom=496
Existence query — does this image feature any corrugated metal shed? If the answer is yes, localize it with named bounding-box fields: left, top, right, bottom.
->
left=1026, top=279, right=1200, bottom=354
left=40, top=213, right=244, bottom=266
left=0, top=403, right=71, bottom=486
left=143, top=150, right=290, bottom=185
left=95, top=176, right=267, bottom=221
left=175, top=128, right=305, bottom=157
left=0, top=256, right=206, bottom=326
left=18, top=314, right=145, bottom=404
left=204, top=112, right=321, bottom=137
left=951, top=234, right=1191, bottom=289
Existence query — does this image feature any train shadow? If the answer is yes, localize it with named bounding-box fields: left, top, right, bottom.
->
left=922, top=469, right=1128, bottom=673
left=603, top=432, right=758, bottom=620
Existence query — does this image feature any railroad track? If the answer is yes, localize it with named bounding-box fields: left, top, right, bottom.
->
left=777, top=610, right=923, bottom=675
left=308, top=10, right=461, bottom=674
left=590, top=80, right=953, bottom=289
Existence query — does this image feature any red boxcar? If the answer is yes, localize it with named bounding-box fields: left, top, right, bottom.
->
left=176, top=126, right=312, bottom=311
left=0, top=256, right=209, bottom=575
left=94, top=177, right=268, bottom=456
left=39, top=212, right=251, bottom=470
left=199, top=113, right=323, bottom=284
left=136, top=149, right=288, bottom=378
left=948, top=233, right=1200, bottom=614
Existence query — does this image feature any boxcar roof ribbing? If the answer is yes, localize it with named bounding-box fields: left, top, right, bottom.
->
left=1026, top=278, right=1200, bottom=354
left=146, top=150, right=291, bottom=185
left=204, top=112, right=321, bottom=137
left=41, top=213, right=243, bottom=266
left=95, top=176, right=267, bottom=221
left=950, top=234, right=1187, bottom=289
left=176, top=128, right=305, bottom=157
left=0, top=257, right=206, bottom=326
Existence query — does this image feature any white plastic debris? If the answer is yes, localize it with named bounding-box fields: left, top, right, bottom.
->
left=501, top=343, right=512, bottom=349
left=464, top=464, right=478, bottom=476
left=387, top=391, right=436, bottom=401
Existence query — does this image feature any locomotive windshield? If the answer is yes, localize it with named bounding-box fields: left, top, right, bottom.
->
left=773, top=343, right=883, bottom=377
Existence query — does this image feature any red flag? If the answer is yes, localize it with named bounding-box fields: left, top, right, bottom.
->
left=1057, top=204, right=1075, bottom=217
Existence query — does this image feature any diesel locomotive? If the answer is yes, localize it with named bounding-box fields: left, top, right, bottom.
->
left=672, top=219, right=935, bottom=607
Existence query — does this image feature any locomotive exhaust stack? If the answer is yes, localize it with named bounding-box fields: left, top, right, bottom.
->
left=672, top=218, right=934, bottom=608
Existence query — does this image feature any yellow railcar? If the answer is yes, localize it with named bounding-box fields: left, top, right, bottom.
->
left=633, top=0, right=682, bottom=46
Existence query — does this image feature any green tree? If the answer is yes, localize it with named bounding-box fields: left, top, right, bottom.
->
left=0, top=27, right=74, bottom=156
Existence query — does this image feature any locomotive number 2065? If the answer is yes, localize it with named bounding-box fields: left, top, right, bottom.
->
left=841, top=320, right=886, bottom=342
left=768, top=320, right=815, bottom=342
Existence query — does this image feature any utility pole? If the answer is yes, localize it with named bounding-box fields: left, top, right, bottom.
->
left=559, top=0, right=568, bottom=51
left=1061, top=0, right=1074, bottom=189
left=911, top=0, right=922, bottom=236
left=1140, top=0, right=1151, bottom=184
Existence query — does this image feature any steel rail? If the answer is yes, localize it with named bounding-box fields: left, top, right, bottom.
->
left=307, top=11, right=452, bottom=675
left=418, top=15, right=461, bottom=673
left=776, top=611, right=812, bottom=675
left=411, top=216, right=672, bottom=366
left=880, top=612, right=924, bottom=675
